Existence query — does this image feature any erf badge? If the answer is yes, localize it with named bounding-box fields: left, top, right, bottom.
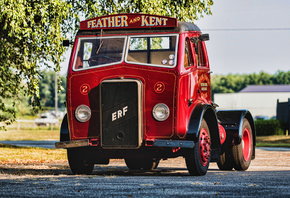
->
left=154, top=82, right=165, bottom=93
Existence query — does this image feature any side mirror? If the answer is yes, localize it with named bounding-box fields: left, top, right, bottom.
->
left=63, top=40, right=74, bottom=47
left=199, top=34, right=210, bottom=41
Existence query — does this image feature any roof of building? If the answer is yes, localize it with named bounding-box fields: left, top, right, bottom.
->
left=239, top=85, right=290, bottom=93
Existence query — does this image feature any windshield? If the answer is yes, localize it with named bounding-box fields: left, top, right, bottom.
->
left=126, top=35, right=178, bottom=67
left=73, top=36, right=126, bottom=70
left=73, top=34, right=178, bottom=71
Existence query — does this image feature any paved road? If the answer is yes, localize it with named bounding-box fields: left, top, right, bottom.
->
left=0, top=140, right=58, bottom=149
left=0, top=148, right=289, bottom=197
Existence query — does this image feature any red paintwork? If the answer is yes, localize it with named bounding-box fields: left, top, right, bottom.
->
left=218, top=124, right=226, bottom=145
left=66, top=14, right=212, bottom=144
left=199, top=128, right=211, bottom=166
left=242, top=128, right=252, bottom=161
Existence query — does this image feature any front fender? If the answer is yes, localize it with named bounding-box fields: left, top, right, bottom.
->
left=186, top=104, right=221, bottom=161
left=60, top=114, right=70, bottom=141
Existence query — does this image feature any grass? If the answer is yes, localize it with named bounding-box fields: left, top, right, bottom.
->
left=0, top=144, right=67, bottom=164
left=0, top=127, right=65, bottom=164
left=0, top=128, right=60, bottom=141
left=256, top=135, right=290, bottom=147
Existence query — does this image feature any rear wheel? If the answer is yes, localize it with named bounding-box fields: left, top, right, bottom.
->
left=232, top=119, right=253, bottom=171
left=67, top=149, right=94, bottom=175
left=185, top=119, right=211, bottom=176
left=217, top=151, right=234, bottom=170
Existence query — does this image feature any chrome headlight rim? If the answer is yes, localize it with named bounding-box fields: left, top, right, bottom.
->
left=75, top=105, right=91, bottom=123
left=152, top=103, right=170, bottom=121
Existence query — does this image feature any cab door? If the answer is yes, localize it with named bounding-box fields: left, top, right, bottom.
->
left=191, top=37, right=211, bottom=103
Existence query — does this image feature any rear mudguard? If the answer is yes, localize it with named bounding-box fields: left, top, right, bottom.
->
left=186, top=104, right=221, bottom=161
left=60, top=114, right=70, bottom=141
left=217, top=110, right=256, bottom=159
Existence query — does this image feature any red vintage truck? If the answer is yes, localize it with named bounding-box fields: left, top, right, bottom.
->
left=55, top=13, right=255, bottom=176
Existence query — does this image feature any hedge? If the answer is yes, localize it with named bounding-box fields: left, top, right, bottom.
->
left=254, top=119, right=286, bottom=136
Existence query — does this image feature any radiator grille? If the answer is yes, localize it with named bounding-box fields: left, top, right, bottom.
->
left=100, top=79, right=142, bottom=148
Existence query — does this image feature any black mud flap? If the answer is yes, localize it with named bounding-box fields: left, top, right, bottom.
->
left=217, top=110, right=256, bottom=159
left=60, top=114, right=70, bottom=142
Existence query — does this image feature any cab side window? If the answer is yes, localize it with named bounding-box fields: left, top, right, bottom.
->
left=191, top=38, right=206, bottom=67
left=184, top=38, right=194, bottom=68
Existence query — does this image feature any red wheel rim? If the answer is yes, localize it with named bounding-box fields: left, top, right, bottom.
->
left=199, top=128, right=211, bottom=166
left=242, top=128, right=251, bottom=161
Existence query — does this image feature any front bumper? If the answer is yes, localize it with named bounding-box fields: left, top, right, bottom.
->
left=55, top=139, right=89, bottom=149
left=55, top=139, right=194, bottom=149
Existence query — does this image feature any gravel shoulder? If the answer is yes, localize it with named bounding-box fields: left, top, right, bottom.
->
left=0, top=148, right=289, bottom=177
left=0, top=148, right=289, bottom=197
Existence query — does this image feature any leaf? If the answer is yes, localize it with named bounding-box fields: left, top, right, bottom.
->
left=140, top=184, right=154, bottom=186
left=191, top=182, right=202, bottom=185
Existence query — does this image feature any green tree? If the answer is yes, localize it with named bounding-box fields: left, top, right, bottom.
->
left=67, top=0, right=214, bottom=34
left=273, top=70, right=290, bottom=84
left=0, top=0, right=213, bottom=128
left=0, top=0, right=69, bottom=127
left=211, top=70, right=290, bottom=99
left=38, top=70, right=66, bottom=110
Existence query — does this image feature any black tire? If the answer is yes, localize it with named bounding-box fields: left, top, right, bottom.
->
left=125, top=158, right=142, bottom=170
left=125, top=158, right=160, bottom=170
left=232, top=119, right=253, bottom=171
left=217, top=151, right=234, bottom=170
left=185, top=118, right=211, bottom=176
left=142, top=158, right=160, bottom=170
left=67, top=149, right=94, bottom=175
left=60, top=114, right=69, bottom=141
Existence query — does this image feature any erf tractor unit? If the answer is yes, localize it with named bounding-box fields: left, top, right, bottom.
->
left=56, top=13, right=255, bottom=176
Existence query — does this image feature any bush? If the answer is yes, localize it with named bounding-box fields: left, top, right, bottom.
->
left=254, top=119, right=286, bottom=136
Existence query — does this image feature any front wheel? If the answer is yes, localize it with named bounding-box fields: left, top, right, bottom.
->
left=232, top=118, right=253, bottom=171
left=185, top=119, right=211, bottom=176
left=67, top=148, right=94, bottom=175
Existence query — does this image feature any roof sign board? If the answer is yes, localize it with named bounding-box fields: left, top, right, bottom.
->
left=80, top=13, right=178, bottom=30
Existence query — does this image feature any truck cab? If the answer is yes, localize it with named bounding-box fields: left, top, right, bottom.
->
left=56, top=13, right=255, bottom=176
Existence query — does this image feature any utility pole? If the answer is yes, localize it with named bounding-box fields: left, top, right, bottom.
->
left=55, top=72, right=58, bottom=118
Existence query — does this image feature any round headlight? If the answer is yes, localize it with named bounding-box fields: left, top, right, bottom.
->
left=152, top=103, right=170, bottom=121
left=75, top=105, right=91, bottom=123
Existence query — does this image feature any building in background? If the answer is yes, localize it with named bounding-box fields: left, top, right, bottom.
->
left=277, top=99, right=290, bottom=132
left=214, top=85, right=290, bottom=119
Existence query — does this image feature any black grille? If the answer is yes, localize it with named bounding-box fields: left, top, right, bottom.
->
left=100, top=80, right=142, bottom=148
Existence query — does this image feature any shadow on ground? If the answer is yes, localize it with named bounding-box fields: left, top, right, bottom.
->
left=0, top=164, right=193, bottom=176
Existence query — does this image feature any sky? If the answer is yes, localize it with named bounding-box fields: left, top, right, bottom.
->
left=195, top=0, right=290, bottom=75
left=60, top=0, right=290, bottom=75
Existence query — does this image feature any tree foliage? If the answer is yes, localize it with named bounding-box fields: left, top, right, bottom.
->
left=0, top=0, right=69, bottom=127
left=39, top=70, right=66, bottom=110
left=0, top=0, right=214, bottom=127
left=211, top=70, right=290, bottom=98
left=68, top=0, right=213, bottom=23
